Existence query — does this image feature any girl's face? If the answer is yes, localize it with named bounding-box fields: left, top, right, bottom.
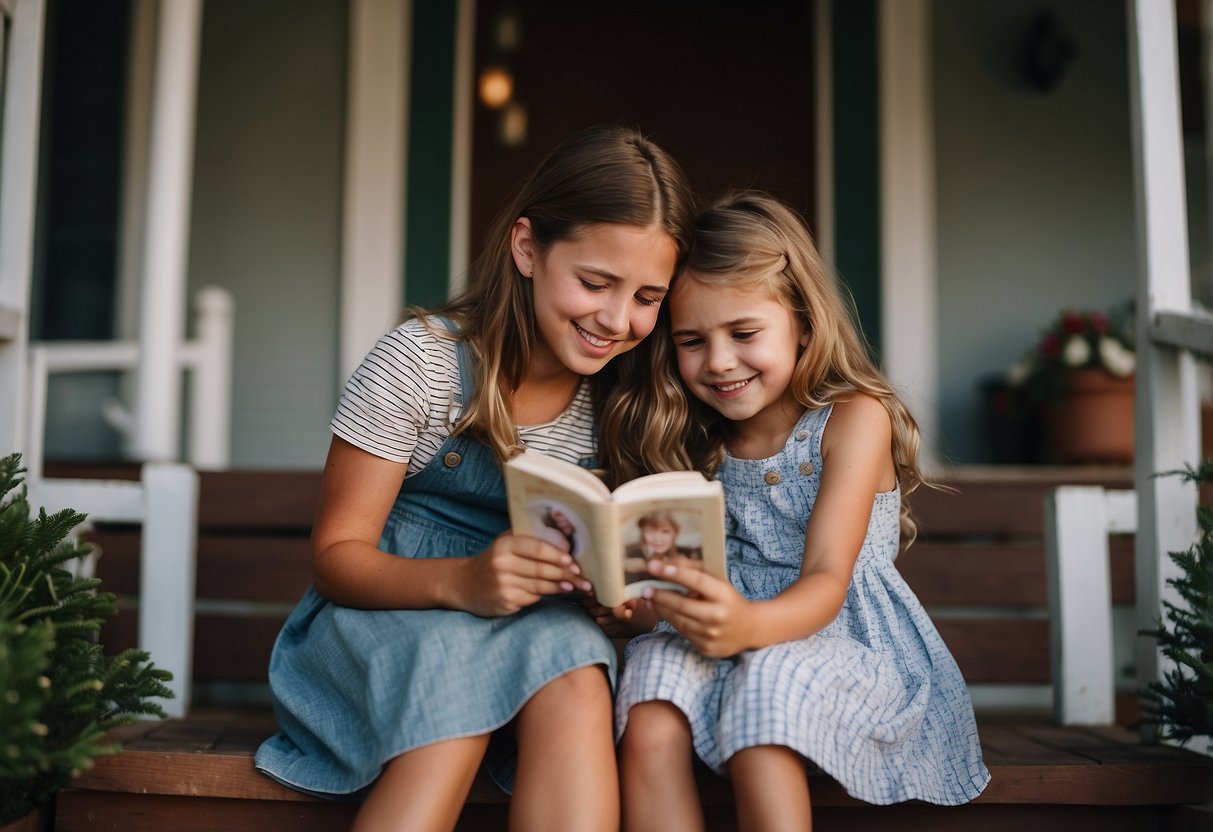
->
left=514, top=221, right=678, bottom=378
left=670, top=277, right=808, bottom=437
left=550, top=509, right=574, bottom=534
left=640, top=522, right=676, bottom=554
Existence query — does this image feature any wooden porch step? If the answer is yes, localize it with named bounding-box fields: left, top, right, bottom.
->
left=53, top=708, right=1213, bottom=831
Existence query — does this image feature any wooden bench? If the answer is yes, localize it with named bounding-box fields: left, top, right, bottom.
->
left=44, top=465, right=1213, bottom=830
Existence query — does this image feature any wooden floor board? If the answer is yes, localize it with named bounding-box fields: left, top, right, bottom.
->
left=54, top=790, right=1178, bottom=832
left=970, top=723, right=1091, bottom=765
left=63, top=709, right=1213, bottom=818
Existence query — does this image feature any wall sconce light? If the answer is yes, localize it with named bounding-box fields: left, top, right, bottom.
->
left=478, top=65, right=514, bottom=109
left=1019, top=11, right=1076, bottom=92
left=498, top=101, right=528, bottom=148
left=494, top=6, right=521, bottom=53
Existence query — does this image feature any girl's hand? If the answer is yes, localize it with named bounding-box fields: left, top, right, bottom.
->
left=582, top=595, right=655, bottom=638
left=643, top=560, right=755, bottom=658
left=458, top=532, right=591, bottom=617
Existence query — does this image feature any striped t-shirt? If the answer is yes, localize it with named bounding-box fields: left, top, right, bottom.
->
left=331, top=318, right=598, bottom=475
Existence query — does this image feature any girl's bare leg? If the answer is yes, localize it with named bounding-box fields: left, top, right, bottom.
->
left=351, top=735, right=490, bottom=832
left=727, top=745, right=812, bottom=832
left=511, top=665, right=619, bottom=832
left=619, top=701, right=703, bottom=832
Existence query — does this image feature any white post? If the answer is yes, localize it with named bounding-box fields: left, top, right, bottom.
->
left=878, top=0, right=940, bottom=472
left=116, top=0, right=157, bottom=343
left=24, top=346, right=48, bottom=483
left=1044, top=487, right=1137, bottom=725
left=185, top=286, right=234, bottom=469
left=0, top=0, right=48, bottom=456
left=137, top=463, right=199, bottom=718
left=814, top=0, right=835, bottom=268
left=1125, top=0, right=1202, bottom=741
left=131, top=0, right=204, bottom=462
left=448, top=0, right=475, bottom=295
left=340, top=0, right=409, bottom=381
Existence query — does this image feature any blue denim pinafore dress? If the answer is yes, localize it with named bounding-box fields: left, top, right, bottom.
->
left=255, top=336, right=617, bottom=798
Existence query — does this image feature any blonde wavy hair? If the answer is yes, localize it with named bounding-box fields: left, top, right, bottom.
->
left=410, top=124, right=697, bottom=488
left=666, top=191, right=928, bottom=543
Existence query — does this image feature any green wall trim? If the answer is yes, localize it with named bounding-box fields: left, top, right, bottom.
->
left=404, top=1, right=457, bottom=307
left=831, top=0, right=881, bottom=359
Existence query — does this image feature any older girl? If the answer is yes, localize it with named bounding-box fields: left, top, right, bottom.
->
left=256, top=125, right=696, bottom=832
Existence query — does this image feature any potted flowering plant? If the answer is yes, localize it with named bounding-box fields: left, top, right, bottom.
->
left=1006, top=302, right=1136, bottom=464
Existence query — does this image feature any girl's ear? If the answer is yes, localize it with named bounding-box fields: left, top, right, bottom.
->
left=510, top=218, right=536, bottom=278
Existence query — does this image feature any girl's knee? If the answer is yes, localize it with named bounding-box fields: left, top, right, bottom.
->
left=545, top=664, right=611, bottom=702
left=620, top=701, right=692, bottom=758
left=522, top=664, right=612, bottom=725
left=726, top=744, right=806, bottom=779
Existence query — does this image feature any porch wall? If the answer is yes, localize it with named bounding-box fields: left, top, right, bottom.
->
left=934, top=0, right=1139, bottom=464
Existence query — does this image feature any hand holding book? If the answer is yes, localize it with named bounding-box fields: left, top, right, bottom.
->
left=504, top=450, right=726, bottom=608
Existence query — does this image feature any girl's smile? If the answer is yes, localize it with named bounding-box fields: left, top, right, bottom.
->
left=710, top=376, right=755, bottom=396
left=573, top=321, right=614, bottom=352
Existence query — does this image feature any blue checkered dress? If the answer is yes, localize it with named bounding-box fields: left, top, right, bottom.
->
left=615, top=404, right=990, bottom=805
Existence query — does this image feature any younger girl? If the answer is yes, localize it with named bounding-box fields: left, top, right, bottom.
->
left=255, top=125, right=696, bottom=832
left=615, top=192, right=990, bottom=830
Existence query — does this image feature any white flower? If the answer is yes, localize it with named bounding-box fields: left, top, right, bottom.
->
left=1006, top=359, right=1033, bottom=387
left=1099, top=337, right=1136, bottom=376
left=1062, top=334, right=1091, bottom=367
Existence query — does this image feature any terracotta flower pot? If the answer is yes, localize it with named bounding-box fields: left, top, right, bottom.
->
left=1044, top=367, right=1135, bottom=465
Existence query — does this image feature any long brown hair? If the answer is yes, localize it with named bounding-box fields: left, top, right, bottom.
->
left=413, top=124, right=697, bottom=486
left=666, top=191, right=928, bottom=541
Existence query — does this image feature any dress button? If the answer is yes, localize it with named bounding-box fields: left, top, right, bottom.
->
left=799, top=461, right=815, bottom=476
left=443, top=451, right=462, bottom=468
left=763, top=470, right=781, bottom=486
left=795, top=431, right=808, bottom=442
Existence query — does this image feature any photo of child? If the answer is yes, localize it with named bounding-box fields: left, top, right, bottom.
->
left=623, top=510, right=703, bottom=584
left=530, top=502, right=588, bottom=558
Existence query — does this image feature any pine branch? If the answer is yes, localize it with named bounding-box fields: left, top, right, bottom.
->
left=0, top=454, right=175, bottom=822
left=1139, top=460, right=1213, bottom=744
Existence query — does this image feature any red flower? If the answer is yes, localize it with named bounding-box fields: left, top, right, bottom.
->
left=1061, top=311, right=1085, bottom=334
left=1039, top=333, right=1062, bottom=357
left=1088, top=311, right=1109, bottom=333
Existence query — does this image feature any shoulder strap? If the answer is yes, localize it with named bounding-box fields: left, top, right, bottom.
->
left=429, top=314, right=476, bottom=408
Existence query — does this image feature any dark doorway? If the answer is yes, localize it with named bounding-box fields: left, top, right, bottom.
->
left=470, top=0, right=817, bottom=256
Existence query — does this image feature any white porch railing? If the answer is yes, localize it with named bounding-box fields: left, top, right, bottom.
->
left=1127, top=0, right=1207, bottom=748
left=24, top=285, right=233, bottom=481
left=1044, top=486, right=1137, bottom=726
left=25, top=464, right=199, bottom=718
left=1046, top=483, right=1212, bottom=757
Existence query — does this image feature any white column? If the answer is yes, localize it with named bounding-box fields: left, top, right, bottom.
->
left=878, top=0, right=939, bottom=471
left=185, top=286, right=234, bottom=469
left=448, top=0, right=475, bottom=296
left=813, top=0, right=835, bottom=267
left=117, top=0, right=158, bottom=343
left=138, top=462, right=199, bottom=718
left=340, top=0, right=410, bottom=381
left=1125, top=0, right=1201, bottom=741
left=131, top=0, right=204, bottom=462
left=0, top=0, right=48, bottom=457
left=1044, top=487, right=1131, bottom=725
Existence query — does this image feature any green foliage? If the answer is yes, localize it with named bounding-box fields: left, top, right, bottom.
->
left=0, top=454, right=173, bottom=822
left=1140, top=460, right=1213, bottom=745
